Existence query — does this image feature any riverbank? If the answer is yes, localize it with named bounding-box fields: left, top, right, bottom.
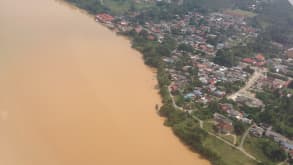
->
left=0, top=0, right=211, bottom=165
left=62, top=2, right=217, bottom=165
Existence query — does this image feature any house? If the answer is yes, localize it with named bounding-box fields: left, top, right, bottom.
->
left=219, top=103, right=234, bottom=113
left=147, top=35, right=155, bottom=40
left=95, top=13, right=114, bottom=23
left=265, top=130, right=288, bottom=144
left=135, top=26, right=143, bottom=33
left=236, top=96, right=263, bottom=108
left=184, top=93, right=195, bottom=99
left=250, top=125, right=264, bottom=137
left=281, top=142, right=293, bottom=151
left=240, top=117, right=252, bottom=124
left=255, top=54, right=265, bottom=62
left=286, top=48, right=293, bottom=58
left=242, top=58, right=256, bottom=65
left=170, top=84, right=178, bottom=93
left=213, top=113, right=234, bottom=134
left=219, top=103, right=244, bottom=120
left=214, top=90, right=226, bottom=97
left=245, top=98, right=263, bottom=108
left=228, top=109, right=243, bottom=119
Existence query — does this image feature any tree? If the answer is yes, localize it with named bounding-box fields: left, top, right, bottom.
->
left=177, top=43, right=194, bottom=53
left=233, top=120, right=245, bottom=136
left=260, top=139, right=287, bottom=162
left=213, top=49, right=238, bottom=67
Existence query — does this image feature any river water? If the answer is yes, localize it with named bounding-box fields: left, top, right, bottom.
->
left=0, top=0, right=210, bottom=165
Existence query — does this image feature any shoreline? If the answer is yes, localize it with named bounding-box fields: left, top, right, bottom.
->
left=61, top=2, right=230, bottom=165
left=90, top=14, right=214, bottom=165
left=66, top=4, right=213, bottom=164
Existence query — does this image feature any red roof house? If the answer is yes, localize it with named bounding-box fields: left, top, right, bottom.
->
left=242, top=58, right=256, bottom=64
left=255, top=54, right=265, bottom=61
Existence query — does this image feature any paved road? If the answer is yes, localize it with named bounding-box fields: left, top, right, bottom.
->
left=191, top=115, right=204, bottom=128
left=228, top=68, right=265, bottom=100
left=239, top=125, right=253, bottom=149
left=168, top=85, right=184, bottom=111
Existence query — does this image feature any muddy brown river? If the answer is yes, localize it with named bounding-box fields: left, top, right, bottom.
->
left=0, top=0, right=210, bottom=164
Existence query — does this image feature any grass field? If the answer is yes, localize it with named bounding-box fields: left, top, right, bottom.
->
left=221, top=134, right=235, bottom=144
left=244, top=135, right=281, bottom=165
left=202, top=120, right=257, bottom=165
left=103, top=0, right=153, bottom=14
left=203, top=135, right=258, bottom=165
left=224, top=9, right=257, bottom=18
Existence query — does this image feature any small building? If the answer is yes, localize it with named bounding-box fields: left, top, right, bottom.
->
left=147, top=35, right=155, bottom=41
left=236, top=96, right=263, bottom=108
left=255, top=54, right=265, bottom=61
left=95, top=13, right=114, bottom=23
left=265, top=130, right=288, bottom=144
left=184, top=93, right=195, bottom=99
left=286, top=48, right=293, bottom=58
left=281, top=142, right=293, bottom=151
left=219, top=103, right=234, bottom=113
left=250, top=125, right=264, bottom=137
left=242, top=58, right=256, bottom=65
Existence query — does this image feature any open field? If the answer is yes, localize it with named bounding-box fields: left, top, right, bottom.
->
left=224, top=9, right=257, bottom=18
left=244, top=135, right=284, bottom=165
left=203, top=135, right=258, bottom=165
left=103, top=0, right=153, bottom=14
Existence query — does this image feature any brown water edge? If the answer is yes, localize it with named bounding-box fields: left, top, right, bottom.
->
left=0, top=0, right=210, bottom=165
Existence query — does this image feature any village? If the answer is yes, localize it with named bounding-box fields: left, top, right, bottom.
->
left=94, top=3, right=293, bottom=163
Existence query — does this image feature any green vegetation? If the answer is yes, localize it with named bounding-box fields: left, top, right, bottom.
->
left=221, top=134, right=235, bottom=144
left=252, top=0, right=293, bottom=46
left=245, top=136, right=287, bottom=164
left=214, top=48, right=240, bottom=67
left=65, top=0, right=154, bottom=15
left=103, top=0, right=153, bottom=15
left=65, top=0, right=109, bottom=14
left=203, top=135, right=257, bottom=165
left=256, top=90, right=293, bottom=138
left=233, top=120, right=246, bottom=136
left=224, top=9, right=257, bottom=17
left=177, top=43, right=194, bottom=53
left=261, top=139, right=287, bottom=162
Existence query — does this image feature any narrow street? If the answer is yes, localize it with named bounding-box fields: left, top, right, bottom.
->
left=239, top=125, right=253, bottom=149
left=227, top=68, right=266, bottom=101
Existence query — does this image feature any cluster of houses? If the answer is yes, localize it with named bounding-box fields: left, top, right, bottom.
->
left=267, top=58, right=293, bottom=80
left=95, top=5, right=258, bottom=58
left=251, top=76, right=290, bottom=92
left=213, top=113, right=234, bottom=134
left=219, top=103, right=252, bottom=124
left=250, top=124, right=293, bottom=157
left=235, top=96, right=264, bottom=109
left=242, top=54, right=266, bottom=67
left=167, top=54, right=249, bottom=104
left=94, top=1, right=293, bottom=161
